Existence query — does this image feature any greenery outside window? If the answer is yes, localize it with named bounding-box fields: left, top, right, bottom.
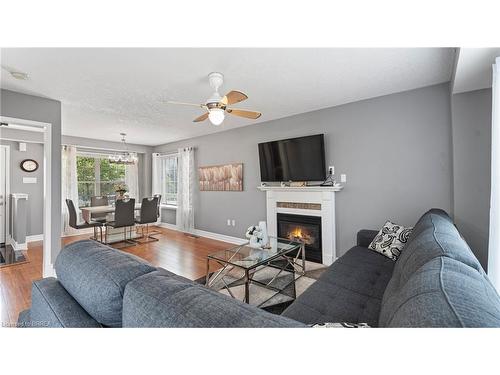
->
left=77, top=153, right=126, bottom=207
left=161, top=154, right=178, bottom=206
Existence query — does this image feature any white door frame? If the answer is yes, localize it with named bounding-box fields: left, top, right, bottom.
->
left=0, top=144, right=11, bottom=245
left=0, top=116, right=55, bottom=277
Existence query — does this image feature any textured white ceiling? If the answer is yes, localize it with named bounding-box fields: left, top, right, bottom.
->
left=0, top=48, right=455, bottom=146
left=453, top=48, right=500, bottom=94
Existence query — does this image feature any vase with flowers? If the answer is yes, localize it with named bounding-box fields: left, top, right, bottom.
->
left=114, top=183, right=128, bottom=201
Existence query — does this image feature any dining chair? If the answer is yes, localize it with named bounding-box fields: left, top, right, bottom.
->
left=105, top=198, right=136, bottom=246
left=153, top=194, right=162, bottom=219
left=135, top=197, right=160, bottom=243
left=66, top=199, right=103, bottom=242
left=90, top=196, right=109, bottom=223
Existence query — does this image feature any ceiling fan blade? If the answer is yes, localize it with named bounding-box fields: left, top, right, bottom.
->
left=226, top=108, right=262, bottom=119
left=221, top=91, right=248, bottom=106
left=166, top=100, right=205, bottom=108
left=193, top=112, right=209, bottom=122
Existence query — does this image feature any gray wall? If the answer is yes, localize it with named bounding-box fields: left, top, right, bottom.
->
left=0, top=139, right=44, bottom=236
left=155, top=83, right=454, bottom=256
left=1, top=89, right=62, bottom=264
left=451, top=88, right=492, bottom=269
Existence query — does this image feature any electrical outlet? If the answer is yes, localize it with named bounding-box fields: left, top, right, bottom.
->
left=231, top=219, right=236, bottom=226
left=227, top=219, right=231, bottom=226
left=340, top=174, right=347, bottom=183
left=328, top=165, right=334, bottom=175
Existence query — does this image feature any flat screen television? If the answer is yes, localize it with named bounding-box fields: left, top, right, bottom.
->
left=258, top=134, right=326, bottom=182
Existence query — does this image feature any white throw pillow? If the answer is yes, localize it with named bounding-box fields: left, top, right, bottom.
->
left=368, top=221, right=413, bottom=261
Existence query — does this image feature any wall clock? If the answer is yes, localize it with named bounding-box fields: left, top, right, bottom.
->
left=20, top=159, right=39, bottom=172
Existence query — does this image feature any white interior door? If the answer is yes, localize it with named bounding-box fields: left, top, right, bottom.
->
left=0, top=146, right=7, bottom=244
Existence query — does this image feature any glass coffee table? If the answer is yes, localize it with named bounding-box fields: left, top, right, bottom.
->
left=205, top=236, right=305, bottom=307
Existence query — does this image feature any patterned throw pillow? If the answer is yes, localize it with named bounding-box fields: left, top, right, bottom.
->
left=368, top=221, right=413, bottom=261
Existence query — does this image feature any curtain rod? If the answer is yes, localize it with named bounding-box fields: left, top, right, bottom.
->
left=154, top=147, right=195, bottom=156
left=62, top=143, right=145, bottom=154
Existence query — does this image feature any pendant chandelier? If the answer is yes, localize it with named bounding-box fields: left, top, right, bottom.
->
left=109, top=133, right=138, bottom=165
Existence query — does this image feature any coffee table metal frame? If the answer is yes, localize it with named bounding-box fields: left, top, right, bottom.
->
left=205, top=237, right=306, bottom=307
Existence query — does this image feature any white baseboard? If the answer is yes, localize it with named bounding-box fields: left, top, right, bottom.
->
left=5, top=233, right=44, bottom=245
left=192, top=229, right=247, bottom=245
left=157, top=223, right=247, bottom=245
left=157, top=222, right=178, bottom=231
left=27, top=234, right=44, bottom=242
left=12, top=239, right=27, bottom=251
left=61, top=228, right=95, bottom=238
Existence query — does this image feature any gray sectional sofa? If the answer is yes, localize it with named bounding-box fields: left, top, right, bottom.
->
left=18, top=209, right=500, bottom=327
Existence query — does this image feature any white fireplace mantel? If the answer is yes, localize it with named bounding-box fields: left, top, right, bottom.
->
left=257, top=186, right=343, bottom=193
left=258, top=185, right=343, bottom=266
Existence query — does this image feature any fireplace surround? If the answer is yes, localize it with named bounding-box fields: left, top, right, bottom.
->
left=258, top=185, right=343, bottom=265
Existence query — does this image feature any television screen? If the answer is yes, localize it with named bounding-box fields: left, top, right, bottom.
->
left=258, top=134, right=326, bottom=182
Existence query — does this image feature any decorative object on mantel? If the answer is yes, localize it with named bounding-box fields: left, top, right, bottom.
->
left=245, top=222, right=269, bottom=249
left=199, top=163, right=243, bottom=191
left=290, top=181, right=307, bottom=187
left=109, top=133, right=138, bottom=165
left=20, top=159, right=39, bottom=172
left=114, top=183, right=128, bottom=200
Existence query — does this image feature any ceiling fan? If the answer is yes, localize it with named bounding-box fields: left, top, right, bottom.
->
left=166, top=72, right=261, bottom=126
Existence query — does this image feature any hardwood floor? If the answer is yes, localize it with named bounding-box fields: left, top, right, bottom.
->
left=0, top=226, right=232, bottom=325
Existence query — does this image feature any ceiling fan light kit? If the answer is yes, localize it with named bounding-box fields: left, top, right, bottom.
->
left=167, top=72, right=262, bottom=126
left=208, top=108, right=225, bottom=125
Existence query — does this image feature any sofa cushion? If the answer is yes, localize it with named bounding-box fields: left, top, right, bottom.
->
left=282, top=246, right=395, bottom=327
left=122, top=270, right=305, bottom=327
left=28, top=277, right=102, bottom=328
left=387, top=209, right=482, bottom=290
left=380, top=257, right=500, bottom=327
left=379, top=209, right=500, bottom=327
left=55, top=240, right=156, bottom=327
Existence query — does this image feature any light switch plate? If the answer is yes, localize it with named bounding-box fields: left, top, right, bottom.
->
left=340, top=174, right=347, bottom=183
left=23, top=177, right=37, bottom=184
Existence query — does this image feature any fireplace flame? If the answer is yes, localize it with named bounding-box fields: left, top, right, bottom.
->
left=291, top=227, right=303, bottom=239
left=287, top=226, right=314, bottom=245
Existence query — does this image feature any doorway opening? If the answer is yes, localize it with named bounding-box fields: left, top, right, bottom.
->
left=0, top=117, right=54, bottom=276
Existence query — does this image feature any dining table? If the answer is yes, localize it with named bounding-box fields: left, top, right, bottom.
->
left=81, top=203, right=142, bottom=223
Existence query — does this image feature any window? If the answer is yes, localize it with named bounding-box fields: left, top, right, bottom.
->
left=160, top=154, right=178, bottom=206
left=77, top=153, right=126, bottom=207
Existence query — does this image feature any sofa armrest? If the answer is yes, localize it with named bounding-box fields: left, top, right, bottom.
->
left=357, top=230, right=379, bottom=247
left=122, top=271, right=306, bottom=327
left=28, top=278, right=102, bottom=328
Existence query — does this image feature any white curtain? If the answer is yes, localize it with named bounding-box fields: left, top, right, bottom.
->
left=61, top=145, right=80, bottom=235
left=125, top=162, right=139, bottom=200
left=176, top=147, right=195, bottom=233
left=152, top=153, right=161, bottom=197
left=488, top=57, right=500, bottom=291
